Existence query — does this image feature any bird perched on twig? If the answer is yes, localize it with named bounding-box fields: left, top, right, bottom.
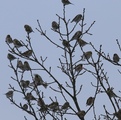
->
left=71, top=14, right=82, bottom=23
left=34, top=74, right=44, bottom=85
left=21, top=50, right=33, bottom=57
left=74, top=64, right=83, bottom=72
left=13, top=39, right=23, bottom=48
left=48, top=102, right=59, bottom=111
left=39, top=105, right=48, bottom=112
left=61, top=102, right=70, bottom=110
left=71, top=31, right=82, bottom=41
left=82, top=51, right=92, bottom=60
left=5, top=35, right=13, bottom=44
left=37, top=98, right=45, bottom=107
left=77, top=110, right=86, bottom=119
left=61, top=0, right=73, bottom=6
left=51, top=21, right=59, bottom=30
left=30, top=74, right=47, bottom=88
left=17, top=60, right=24, bottom=70
left=113, top=53, right=120, bottom=63
left=22, top=104, right=28, bottom=110
left=24, top=61, right=31, bottom=71
left=107, top=87, right=119, bottom=98
left=114, top=109, right=121, bottom=119
left=62, top=39, right=71, bottom=48
left=20, top=80, right=30, bottom=88
left=5, top=90, right=14, bottom=98
left=77, top=38, right=88, bottom=47
left=7, top=53, right=16, bottom=61
left=86, top=97, right=94, bottom=106
left=24, top=24, right=34, bottom=34
left=24, top=92, right=36, bottom=101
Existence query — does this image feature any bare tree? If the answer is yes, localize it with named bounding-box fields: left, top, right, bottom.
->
left=5, top=1, right=121, bottom=120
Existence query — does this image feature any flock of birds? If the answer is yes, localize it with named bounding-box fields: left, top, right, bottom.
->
left=4, top=0, right=121, bottom=119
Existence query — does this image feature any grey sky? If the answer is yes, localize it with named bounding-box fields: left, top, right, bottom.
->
left=1, top=0, right=121, bottom=120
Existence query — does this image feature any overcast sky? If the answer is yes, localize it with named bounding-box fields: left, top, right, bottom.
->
left=1, top=0, right=121, bottom=120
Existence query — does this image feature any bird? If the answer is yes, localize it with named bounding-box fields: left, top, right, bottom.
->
left=113, top=53, right=120, bottom=63
left=21, top=50, right=33, bottom=57
left=83, top=51, right=92, bottom=60
left=17, top=60, right=24, bottom=70
left=13, top=39, right=23, bottom=48
left=52, top=21, right=59, bottom=30
left=77, top=110, right=86, bottom=119
left=61, top=0, right=73, bottom=6
left=7, top=53, right=16, bottom=61
left=74, top=64, right=83, bottom=72
left=86, top=97, right=94, bottom=106
left=24, top=24, right=34, bottom=34
left=5, top=35, right=13, bottom=44
left=48, top=102, right=59, bottom=111
left=71, top=14, right=82, bottom=23
left=61, top=102, right=70, bottom=110
left=24, top=92, right=36, bottom=101
left=39, top=105, right=48, bottom=112
left=22, top=104, right=28, bottom=110
left=107, top=87, right=118, bottom=98
left=62, top=39, right=71, bottom=48
left=24, top=61, right=31, bottom=71
left=71, top=31, right=82, bottom=41
left=37, top=98, right=45, bottom=107
left=5, top=91, right=14, bottom=98
left=34, top=74, right=44, bottom=85
left=30, top=74, right=45, bottom=87
left=114, top=109, right=121, bottom=119
left=77, top=38, right=88, bottom=47
left=20, top=80, right=30, bottom=88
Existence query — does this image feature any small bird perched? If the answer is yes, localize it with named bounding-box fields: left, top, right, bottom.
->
left=61, top=102, right=70, bottom=110
left=71, top=14, right=82, bottom=23
left=21, top=50, right=33, bottom=57
left=61, top=0, right=72, bottom=6
left=37, top=98, right=45, bottom=107
left=34, top=74, right=44, bottom=85
left=17, top=60, right=24, bottom=70
left=62, top=39, right=71, bottom=48
left=24, top=92, right=36, bottom=101
left=24, top=61, right=31, bottom=71
left=77, top=38, right=88, bottom=47
left=52, top=21, right=59, bottom=30
left=82, top=51, right=92, bottom=60
left=5, top=34, right=13, bottom=44
left=86, top=97, right=94, bottom=106
left=107, top=87, right=118, bottom=98
left=7, top=53, right=16, bottom=61
left=113, top=53, right=120, bottom=63
left=71, top=31, right=82, bottom=41
left=20, top=80, right=30, bottom=88
left=13, top=39, right=23, bottom=48
left=114, top=109, right=121, bottom=119
left=74, top=64, right=83, bottom=72
left=77, top=110, right=86, bottom=119
left=5, top=90, right=14, bottom=98
left=48, top=102, right=59, bottom=111
left=22, top=104, right=28, bottom=110
left=24, top=24, right=34, bottom=34
left=39, top=105, right=48, bottom=112
left=30, top=74, right=45, bottom=87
